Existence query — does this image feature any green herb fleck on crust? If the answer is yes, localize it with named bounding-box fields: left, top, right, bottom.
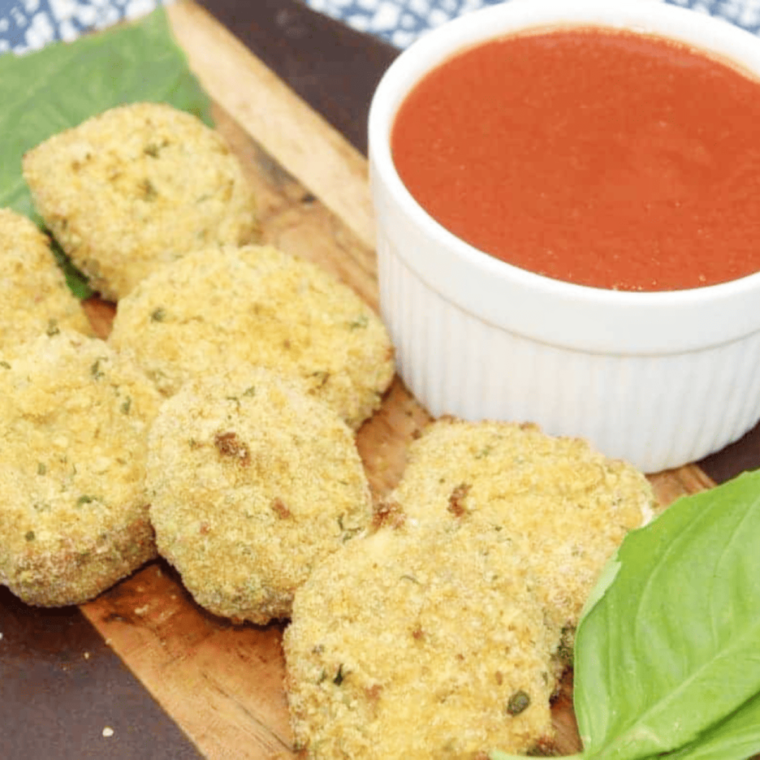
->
left=140, top=178, right=158, bottom=201
left=90, top=357, right=107, bottom=380
left=348, top=315, right=369, bottom=330
left=333, top=664, right=346, bottom=686
left=506, top=690, right=531, bottom=717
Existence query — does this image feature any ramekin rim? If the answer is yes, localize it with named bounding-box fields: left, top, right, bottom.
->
left=368, top=0, right=760, bottom=314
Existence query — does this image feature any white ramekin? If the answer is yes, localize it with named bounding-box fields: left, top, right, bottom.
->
left=368, top=0, right=760, bottom=473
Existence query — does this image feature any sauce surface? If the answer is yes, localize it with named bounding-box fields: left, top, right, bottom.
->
left=391, top=29, right=760, bottom=291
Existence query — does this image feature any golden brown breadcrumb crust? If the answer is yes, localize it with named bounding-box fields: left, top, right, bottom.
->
left=109, top=244, right=395, bottom=429
left=387, top=418, right=655, bottom=632
left=8, top=98, right=660, bottom=760
left=23, top=102, right=258, bottom=300
left=0, top=330, right=162, bottom=606
left=147, top=367, right=373, bottom=624
left=0, top=208, right=90, bottom=349
left=284, top=516, right=559, bottom=759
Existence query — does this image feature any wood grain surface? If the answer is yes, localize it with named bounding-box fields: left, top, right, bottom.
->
left=1, top=2, right=753, bottom=758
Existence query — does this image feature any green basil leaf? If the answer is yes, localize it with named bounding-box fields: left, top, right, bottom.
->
left=489, top=752, right=582, bottom=760
left=0, top=8, right=212, bottom=299
left=48, top=236, right=93, bottom=301
left=659, top=690, right=760, bottom=760
left=574, top=470, right=760, bottom=760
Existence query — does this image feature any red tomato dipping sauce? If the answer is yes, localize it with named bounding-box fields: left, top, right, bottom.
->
left=391, top=28, right=760, bottom=291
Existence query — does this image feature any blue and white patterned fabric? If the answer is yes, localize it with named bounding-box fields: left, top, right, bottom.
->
left=304, top=0, right=760, bottom=47
left=0, top=0, right=759, bottom=52
left=0, top=0, right=171, bottom=53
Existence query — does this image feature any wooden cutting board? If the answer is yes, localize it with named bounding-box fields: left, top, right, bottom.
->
left=74, top=2, right=718, bottom=757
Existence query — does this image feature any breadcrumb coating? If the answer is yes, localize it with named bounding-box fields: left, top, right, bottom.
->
left=0, top=330, right=162, bottom=606
left=147, top=367, right=373, bottom=624
left=109, top=245, right=395, bottom=429
left=387, top=418, right=656, bottom=632
left=0, top=208, right=90, bottom=350
left=284, top=517, right=559, bottom=759
left=23, top=102, right=258, bottom=301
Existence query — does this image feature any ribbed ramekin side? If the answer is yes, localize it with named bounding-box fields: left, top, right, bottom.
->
left=376, top=233, right=760, bottom=471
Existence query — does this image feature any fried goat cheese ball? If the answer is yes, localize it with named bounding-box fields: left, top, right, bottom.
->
left=284, top=515, right=560, bottom=759
left=387, top=418, right=656, bottom=635
left=146, top=367, right=373, bottom=624
left=109, top=245, right=395, bottom=429
left=22, top=102, right=258, bottom=301
left=0, top=208, right=90, bottom=350
left=0, top=330, right=162, bottom=606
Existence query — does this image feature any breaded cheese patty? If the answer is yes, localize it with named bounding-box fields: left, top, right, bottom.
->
left=146, top=367, right=373, bottom=624
left=23, top=102, right=258, bottom=300
left=0, top=208, right=90, bottom=350
left=0, top=330, right=162, bottom=606
left=109, top=245, right=395, bottom=429
left=387, top=418, right=655, bottom=632
left=284, top=516, right=559, bottom=759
